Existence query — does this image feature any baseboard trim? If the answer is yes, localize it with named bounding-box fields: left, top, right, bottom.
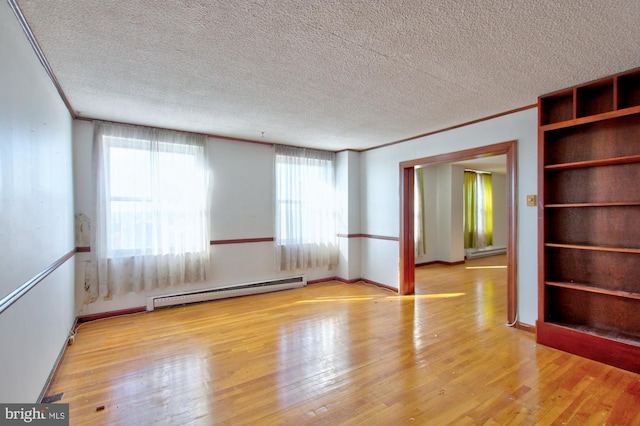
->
left=307, top=277, right=337, bottom=285
left=416, top=260, right=466, bottom=267
left=515, top=322, right=536, bottom=333
left=334, top=277, right=362, bottom=284
left=308, top=276, right=397, bottom=292
left=38, top=317, right=77, bottom=403
left=77, top=307, right=146, bottom=323
left=359, top=278, right=398, bottom=292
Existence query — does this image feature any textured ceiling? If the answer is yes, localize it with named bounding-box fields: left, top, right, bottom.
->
left=15, top=0, right=640, bottom=151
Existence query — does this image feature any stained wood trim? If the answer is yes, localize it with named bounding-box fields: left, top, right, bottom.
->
left=515, top=322, right=535, bottom=333
left=399, top=166, right=415, bottom=295
left=537, top=321, right=640, bottom=374
left=207, top=134, right=275, bottom=146
left=362, top=234, right=399, bottom=241
left=307, top=277, right=337, bottom=285
left=78, top=105, right=537, bottom=154
left=545, top=202, right=640, bottom=208
left=337, top=233, right=399, bottom=241
left=537, top=120, right=546, bottom=326
left=545, top=281, right=640, bottom=300
left=399, top=140, right=516, bottom=169
left=506, top=141, right=519, bottom=326
left=540, top=104, right=640, bottom=131
left=79, top=117, right=276, bottom=147
left=544, top=243, right=640, bottom=254
left=572, top=88, right=579, bottom=122
left=0, top=249, right=75, bottom=315
left=360, top=278, right=398, bottom=293
left=39, top=316, right=78, bottom=403
left=614, top=75, right=621, bottom=110
left=210, top=237, right=274, bottom=245
left=362, top=104, right=536, bottom=152
left=7, top=0, right=76, bottom=118
left=308, top=276, right=398, bottom=292
left=544, top=154, right=640, bottom=170
left=77, top=307, right=147, bottom=324
left=334, top=277, right=363, bottom=284
left=400, top=140, right=518, bottom=324
left=416, top=260, right=466, bottom=267
left=540, top=66, right=640, bottom=99
left=308, top=277, right=363, bottom=285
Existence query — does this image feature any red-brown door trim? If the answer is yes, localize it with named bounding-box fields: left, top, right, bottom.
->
left=399, top=140, right=518, bottom=324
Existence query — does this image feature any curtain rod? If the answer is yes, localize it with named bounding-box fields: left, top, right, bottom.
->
left=464, top=168, right=492, bottom=174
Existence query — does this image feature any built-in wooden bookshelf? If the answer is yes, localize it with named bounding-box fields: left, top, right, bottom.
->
left=537, top=68, right=640, bottom=374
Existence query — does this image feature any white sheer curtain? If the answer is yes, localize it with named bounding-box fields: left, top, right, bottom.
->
left=274, top=145, right=338, bottom=271
left=93, top=122, right=210, bottom=299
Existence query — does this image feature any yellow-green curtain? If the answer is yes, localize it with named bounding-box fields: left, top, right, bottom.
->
left=482, top=173, right=493, bottom=247
left=463, top=171, right=477, bottom=249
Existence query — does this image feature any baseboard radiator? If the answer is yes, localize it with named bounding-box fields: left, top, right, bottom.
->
left=465, top=246, right=507, bottom=259
left=146, top=276, right=305, bottom=311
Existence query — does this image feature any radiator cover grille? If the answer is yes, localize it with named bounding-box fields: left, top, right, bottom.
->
left=146, top=276, right=305, bottom=311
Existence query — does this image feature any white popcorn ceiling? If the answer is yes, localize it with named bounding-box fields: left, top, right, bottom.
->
left=15, top=0, right=640, bottom=151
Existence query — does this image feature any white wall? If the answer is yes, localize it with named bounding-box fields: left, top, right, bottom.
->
left=360, top=108, right=538, bottom=325
left=0, top=2, right=75, bottom=402
left=435, top=164, right=465, bottom=263
left=416, top=163, right=466, bottom=264
left=492, top=173, right=507, bottom=248
left=73, top=124, right=346, bottom=315
left=416, top=166, right=439, bottom=263
left=336, top=150, right=361, bottom=281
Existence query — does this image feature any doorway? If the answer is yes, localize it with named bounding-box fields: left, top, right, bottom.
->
left=399, top=140, right=518, bottom=325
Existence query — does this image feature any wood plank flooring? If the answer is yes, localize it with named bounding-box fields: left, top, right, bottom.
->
left=46, top=255, right=640, bottom=425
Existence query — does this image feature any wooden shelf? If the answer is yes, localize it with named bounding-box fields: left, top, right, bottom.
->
left=545, top=154, right=640, bottom=170
left=536, top=322, right=640, bottom=373
left=540, top=89, right=574, bottom=125
left=545, top=202, right=640, bottom=208
left=544, top=243, right=640, bottom=254
left=543, top=162, right=640, bottom=205
left=576, top=79, right=614, bottom=118
left=539, top=321, right=640, bottom=347
left=545, top=281, right=640, bottom=300
left=540, top=104, right=640, bottom=131
left=618, top=71, right=640, bottom=109
left=538, top=68, right=640, bottom=374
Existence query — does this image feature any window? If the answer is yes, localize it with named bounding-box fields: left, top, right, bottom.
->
left=93, top=123, right=210, bottom=298
left=274, top=145, right=338, bottom=271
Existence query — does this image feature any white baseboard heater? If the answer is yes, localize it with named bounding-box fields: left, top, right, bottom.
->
left=146, top=276, right=306, bottom=311
left=465, top=246, right=507, bottom=259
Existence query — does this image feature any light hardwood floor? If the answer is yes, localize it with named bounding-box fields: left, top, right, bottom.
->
left=47, top=255, right=640, bottom=425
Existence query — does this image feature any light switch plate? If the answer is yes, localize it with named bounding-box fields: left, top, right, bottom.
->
left=526, top=195, right=537, bottom=206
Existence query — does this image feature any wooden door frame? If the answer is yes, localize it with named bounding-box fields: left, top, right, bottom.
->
left=399, top=140, right=518, bottom=325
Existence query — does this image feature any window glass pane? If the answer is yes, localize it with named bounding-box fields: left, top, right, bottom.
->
left=109, top=146, right=150, bottom=199
left=104, top=138, right=206, bottom=256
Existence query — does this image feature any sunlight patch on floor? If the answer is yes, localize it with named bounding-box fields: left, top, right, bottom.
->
left=390, top=293, right=466, bottom=299
left=295, top=296, right=375, bottom=303
left=465, top=265, right=507, bottom=270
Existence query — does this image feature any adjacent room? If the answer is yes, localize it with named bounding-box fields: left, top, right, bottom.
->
left=1, top=1, right=639, bottom=424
